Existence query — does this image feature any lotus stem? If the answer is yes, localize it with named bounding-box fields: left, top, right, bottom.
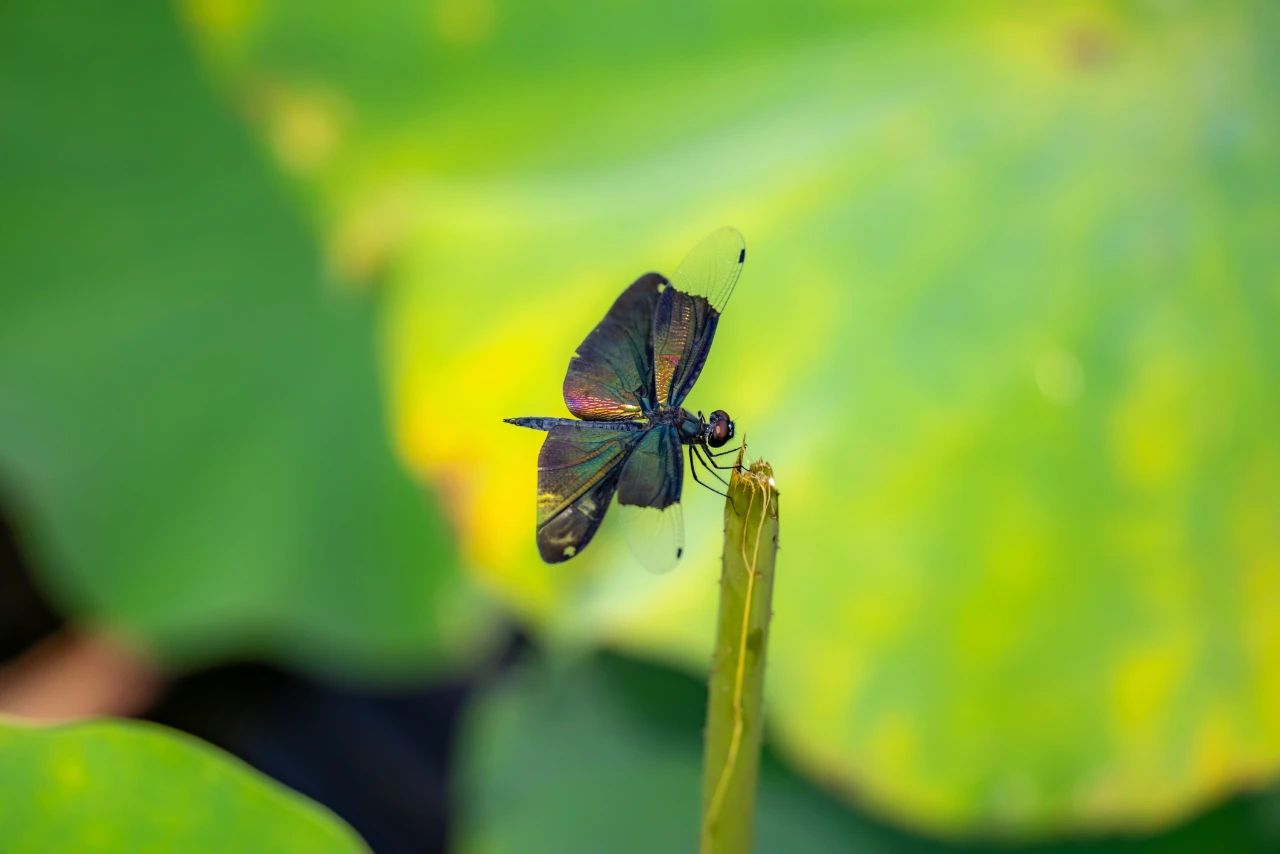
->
left=699, top=444, right=779, bottom=854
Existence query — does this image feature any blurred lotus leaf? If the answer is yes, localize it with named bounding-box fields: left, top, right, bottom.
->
left=186, top=0, right=1280, bottom=835
left=0, top=719, right=362, bottom=852
left=0, top=2, right=490, bottom=674
left=460, top=654, right=1280, bottom=854
left=460, top=654, right=934, bottom=854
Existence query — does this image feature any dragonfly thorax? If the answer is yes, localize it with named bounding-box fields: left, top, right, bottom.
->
left=649, top=407, right=735, bottom=448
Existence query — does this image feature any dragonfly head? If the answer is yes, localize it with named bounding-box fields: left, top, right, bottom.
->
left=705, top=409, right=735, bottom=448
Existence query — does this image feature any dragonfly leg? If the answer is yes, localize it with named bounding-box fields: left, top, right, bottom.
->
left=699, top=443, right=742, bottom=470
left=692, top=445, right=731, bottom=486
left=688, top=446, right=728, bottom=498
left=703, top=441, right=744, bottom=459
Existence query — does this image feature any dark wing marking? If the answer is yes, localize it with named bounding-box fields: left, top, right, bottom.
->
left=616, top=425, right=686, bottom=573
left=562, top=273, right=664, bottom=420
left=535, top=424, right=644, bottom=563
left=653, top=228, right=745, bottom=407
left=617, top=424, right=683, bottom=509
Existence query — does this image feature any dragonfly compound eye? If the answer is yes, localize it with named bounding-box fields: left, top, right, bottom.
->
left=708, top=409, right=733, bottom=448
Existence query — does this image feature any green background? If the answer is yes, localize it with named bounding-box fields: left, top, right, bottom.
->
left=1, top=0, right=1277, bottom=849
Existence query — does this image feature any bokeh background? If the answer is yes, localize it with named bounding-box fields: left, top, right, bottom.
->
left=1, top=1, right=1278, bottom=851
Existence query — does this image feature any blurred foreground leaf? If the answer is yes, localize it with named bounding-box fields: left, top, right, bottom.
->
left=460, top=654, right=1280, bottom=854
left=189, top=0, right=1280, bottom=833
left=0, top=718, right=363, bottom=852
left=0, top=2, right=491, bottom=674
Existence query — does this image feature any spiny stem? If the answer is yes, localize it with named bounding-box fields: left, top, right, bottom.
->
left=699, top=442, right=779, bottom=854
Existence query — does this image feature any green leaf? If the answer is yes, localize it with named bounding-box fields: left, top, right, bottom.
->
left=0, top=2, right=492, bottom=674
left=185, top=0, right=1280, bottom=834
left=0, top=718, right=364, bottom=852
left=459, top=654, right=1280, bottom=854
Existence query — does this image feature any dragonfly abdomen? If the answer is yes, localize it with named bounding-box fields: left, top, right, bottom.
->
left=504, top=417, right=647, bottom=433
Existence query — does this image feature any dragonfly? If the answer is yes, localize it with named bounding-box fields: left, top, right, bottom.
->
left=505, top=227, right=746, bottom=571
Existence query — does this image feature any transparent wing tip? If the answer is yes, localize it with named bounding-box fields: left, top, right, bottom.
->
left=617, top=501, right=685, bottom=574
left=695, top=226, right=745, bottom=263
left=671, top=226, right=746, bottom=314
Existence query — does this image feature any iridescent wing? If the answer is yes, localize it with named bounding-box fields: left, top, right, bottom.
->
left=653, top=227, right=745, bottom=407
left=535, top=424, right=645, bottom=563
left=562, top=273, right=664, bottom=420
left=616, top=425, right=685, bottom=573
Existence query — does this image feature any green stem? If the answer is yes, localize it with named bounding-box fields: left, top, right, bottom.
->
left=699, top=447, right=780, bottom=854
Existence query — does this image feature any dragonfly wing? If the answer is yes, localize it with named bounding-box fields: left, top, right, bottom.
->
left=653, top=227, right=745, bottom=406
left=652, top=285, right=718, bottom=408
left=562, top=273, right=663, bottom=420
left=536, top=424, right=644, bottom=563
left=616, top=425, right=685, bottom=573
left=669, top=226, right=745, bottom=315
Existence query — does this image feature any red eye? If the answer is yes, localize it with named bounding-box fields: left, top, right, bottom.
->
left=707, top=410, right=733, bottom=448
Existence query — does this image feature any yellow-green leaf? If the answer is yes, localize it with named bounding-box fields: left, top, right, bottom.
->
left=185, top=0, right=1280, bottom=835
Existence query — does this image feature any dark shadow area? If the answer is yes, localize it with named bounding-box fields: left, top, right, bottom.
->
left=0, top=502, right=62, bottom=661
left=146, top=663, right=472, bottom=854
left=142, top=635, right=526, bottom=853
